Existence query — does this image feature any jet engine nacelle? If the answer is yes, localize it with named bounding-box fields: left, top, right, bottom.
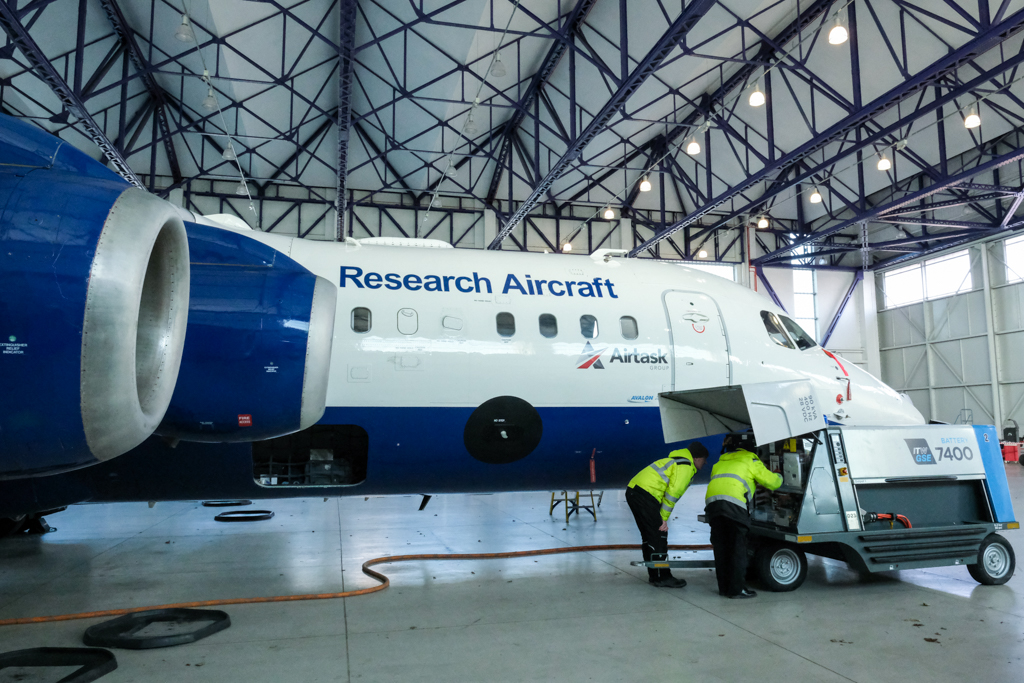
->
left=155, top=223, right=336, bottom=442
left=0, top=116, right=190, bottom=478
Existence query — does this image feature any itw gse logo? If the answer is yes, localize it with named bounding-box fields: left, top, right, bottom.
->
left=905, top=438, right=974, bottom=464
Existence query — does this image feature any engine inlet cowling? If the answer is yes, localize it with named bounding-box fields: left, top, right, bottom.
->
left=0, top=116, right=190, bottom=478
left=155, top=223, right=337, bottom=443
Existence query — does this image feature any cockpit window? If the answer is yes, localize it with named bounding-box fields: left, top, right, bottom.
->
left=779, top=316, right=817, bottom=350
left=761, top=311, right=794, bottom=349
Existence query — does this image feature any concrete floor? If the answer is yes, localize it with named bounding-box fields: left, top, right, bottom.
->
left=1, top=466, right=1023, bottom=682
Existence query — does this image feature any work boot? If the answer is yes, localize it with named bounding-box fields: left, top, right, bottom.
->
left=649, top=575, right=687, bottom=588
left=728, top=589, right=757, bottom=599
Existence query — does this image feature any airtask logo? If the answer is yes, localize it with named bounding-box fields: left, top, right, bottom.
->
left=577, top=342, right=605, bottom=369
left=576, top=342, right=668, bottom=370
left=339, top=266, right=618, bottom=298
left=905, top=438, right=936, bottom=465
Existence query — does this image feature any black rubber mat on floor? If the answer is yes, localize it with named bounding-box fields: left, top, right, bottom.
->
left=83, top=608, right=230, bottom=650
left=0, top=647, right=116, bottom=682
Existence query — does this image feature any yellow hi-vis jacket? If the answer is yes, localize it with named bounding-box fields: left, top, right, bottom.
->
left=705, top=449, right=783, bottom=512
left=628, top=449, right=698, bottom=521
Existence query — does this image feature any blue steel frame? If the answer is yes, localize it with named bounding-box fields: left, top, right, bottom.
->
left=1, top=0, right=1024, bottom=265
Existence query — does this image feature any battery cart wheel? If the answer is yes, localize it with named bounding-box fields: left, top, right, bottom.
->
left=967, top=533, right=1016, bottom=585
left=754, top=542, right=808, bottom=592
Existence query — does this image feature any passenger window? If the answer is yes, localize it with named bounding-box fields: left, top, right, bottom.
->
left=351, top=307, right=371, bottom=333
left=397, top=308, right=418, bottom=335
left=620, top=316, right=638, bottom=340
left=780, top=316, right=816, bottom=350
left=496, top=312, right=515, bottom=337
left=761, top=311, right=794, bottom=349
left=580, top=315, right=599, bottom=339
left=539, top=314, right=557, bottom=338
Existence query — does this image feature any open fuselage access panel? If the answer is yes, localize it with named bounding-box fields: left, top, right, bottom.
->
left=754, top=424, right=1015, bottom=572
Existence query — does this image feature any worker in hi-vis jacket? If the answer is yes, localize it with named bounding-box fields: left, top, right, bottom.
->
left=705, top=433, right=783, bottom=599
left=625, top=442, right=709, bottom=587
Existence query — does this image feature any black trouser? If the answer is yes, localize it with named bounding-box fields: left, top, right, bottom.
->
left=625, top=486, right=669, bottom=580
left=708, top=515, right=749, bottom=596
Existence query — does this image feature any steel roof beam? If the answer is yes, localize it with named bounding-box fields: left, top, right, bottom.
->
left=486, top=0, right=717, bottom=249
left=335, top=0, right=357, bottom=240
left=755, top=143, right=1024, bottom=266
left=0, top=1, right=142, bottom=187
left=630, top=7, right=1024, bottom=257
left=560, top=0, right=834, bottom=210
left=98, top=0, right=181, bottom=185
left=486, top=0, right=596, bottom=205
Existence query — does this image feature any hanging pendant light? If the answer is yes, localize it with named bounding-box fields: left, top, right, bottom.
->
left=698, top=249, right=708, bottom=259
left=175, top=13, right=195, bottom=43
left=828, top=15, right=848, bottom=45
left=235, top=181, right=248, bottom=196
left=490, top=51, right=506, bottom=78
left=809, top=188, right=823, bottom=204
left=686, top=137, right=701, bottom=155
left=202, top=86, right=218, bottom=111
left=639, top=176, right=652, bottom=192
left=964, top=106, right=981, bottom=129
left=603, top=207, right=615, bottom=220
left=877, top=154, right=891, bottom=171
left=757, top=216, right=769, bottom=229
left=749, top=82, right=765, bottom=107
left=562, top=242, right=572, bottom=253
left=222, top=144, right=237, bottom=161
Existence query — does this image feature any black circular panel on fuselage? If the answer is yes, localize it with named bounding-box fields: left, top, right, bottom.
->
left=463, top=396, right=543, bottom=464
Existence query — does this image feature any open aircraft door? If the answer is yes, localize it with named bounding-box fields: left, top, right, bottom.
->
left=663, top=291, right=731, bottom=391
left=658, top=380, right=825, bottom=446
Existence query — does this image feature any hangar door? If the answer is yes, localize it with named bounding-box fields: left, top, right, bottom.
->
left=663, top=291, right=731, bottom=391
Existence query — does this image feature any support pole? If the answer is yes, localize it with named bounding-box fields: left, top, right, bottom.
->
left=980, top=243, right=1004, bottom=430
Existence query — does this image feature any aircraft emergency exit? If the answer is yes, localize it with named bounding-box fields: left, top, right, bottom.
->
left=0, top=113, right=924, bottom=528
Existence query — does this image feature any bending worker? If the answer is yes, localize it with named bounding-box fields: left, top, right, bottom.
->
left=705, top=433, right=782, bottom=599
left=626, top=442, right=709, bottom=587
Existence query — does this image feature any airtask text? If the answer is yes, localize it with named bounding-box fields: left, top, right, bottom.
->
left=340, top=266, right=618, bottom=298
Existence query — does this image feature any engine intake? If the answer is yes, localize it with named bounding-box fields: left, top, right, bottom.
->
left=0, top=115, right=190, bottom=478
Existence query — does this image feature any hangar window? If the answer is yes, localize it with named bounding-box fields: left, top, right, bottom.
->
left=496, top=312, right=515, bottom=337
left=1006, top=234, right=1024, bottom=283
left=883, top=263, right=924, bottom=308
left=539, top=314, right=557, bottom=338
left=620, top=316, right=639, bottom=340
left=779, top=316, right=816, bottom=350
left=351, top=307, right=371, bottom=333
left=580, top=315, right=599, bottom=339
left=397, top=308, right=418, bottom=335
left=761, top=311, right=794, bottom=349
left=924, top=250, right=972, bottom=299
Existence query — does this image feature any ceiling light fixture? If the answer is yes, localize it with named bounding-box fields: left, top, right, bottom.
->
left=562, top=242, right=572, bottom=253
left=698, top=249, right=708, bottom=259
left=235, top=181, right=248, bottom=196
left=749, top=82, right=765, bottom=107
left=757, top=216, right=769, bottom=229
left=686, top=137, right=701, bottom=155
left=877, top=154, right=891, bottom=171
left=175, top=13, right=195, bottom=43
left=464, top=112, right=478, bottom=136
left=603, top=207, right=615, bottom=220
left=222, top=144, right=237, bottom=161
left=639, top=176, right=652, bottom=192
left=490, top=51, right=506, bottom=78
left=809, top=188, right=823, bottom=204
left=964, top=106, right=981, bottom=129
left=202, top=86, right=218, bottom=111
left=828, top=14, right=848, bottom=45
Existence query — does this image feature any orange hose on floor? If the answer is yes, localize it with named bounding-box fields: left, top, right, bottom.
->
left=0, top=543, right=713, bottom=627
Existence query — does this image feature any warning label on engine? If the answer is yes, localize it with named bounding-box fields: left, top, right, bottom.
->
left=1, top=336, right=27, bottom=355
left=238, top=414, right=252, bottom=427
